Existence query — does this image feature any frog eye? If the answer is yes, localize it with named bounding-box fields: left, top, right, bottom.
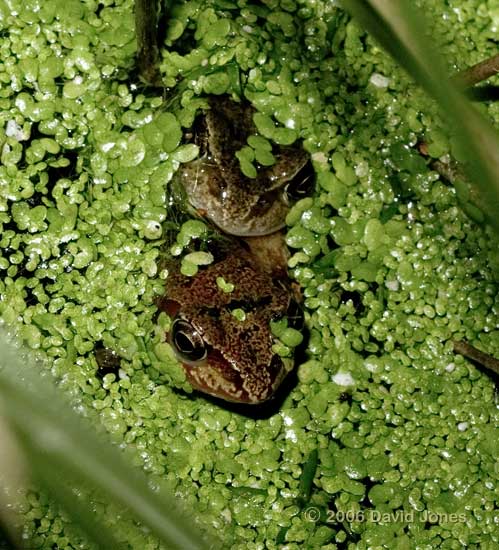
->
left=270, top=297, right=304, bottom=330
left=170, top=318, right=207, bottom=363
left=287, top=298, right=304, bottom=330
left=284, top=161, right=315, bottom=202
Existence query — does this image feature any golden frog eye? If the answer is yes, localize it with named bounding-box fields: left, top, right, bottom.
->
left=170, top=318, right=207, bottom=363
left=287, top=298, right=304, bottom=331
left=284, top=161, right=315, bottom=203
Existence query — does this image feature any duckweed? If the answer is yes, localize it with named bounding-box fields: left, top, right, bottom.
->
left=183, top=251, right=214, bottom=266
left=171, top=219, right=209, bottom=254
left=231, top=308, right=247, bottom=322
left=216, top=276, right=235, bottom=293
left=175, top=256, right=194, bottom=275
left=280, top=327, right=304, bottom=348
left=0, top=0, right=498, bottom=549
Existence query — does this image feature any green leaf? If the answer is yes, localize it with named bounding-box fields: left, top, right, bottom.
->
left=389, top=143, right=427, bottom=174
left=122, top=135, right=146, bottom=167
left=272, top=127, right=297, bottom=146
left=236, top=147, right=257, bottom=177
left=239, top=158, right=257, bottom=178
left=0, top=330, right=212, bottom=550
left=254, top=148, right=275, bottom=166
left=158, top=112, right=183, bottom=152
left=253, top=113, right=276, bottom=138
left=202, top=72, right=230, bottom=95
left=236, top=146, right=255, bottom=163
left=247, top=135, right=272, bottom=151
left=343, top=0, right=499, bottom=230
left=173, top=144, right=199, bottom=163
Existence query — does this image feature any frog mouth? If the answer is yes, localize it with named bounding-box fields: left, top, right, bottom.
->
left=211, top=218, right=287, bottom=238
left=166, top=324, right=284, bottom=405
left=180, top=348, right=250, bottom=402
left=180, top=350, right=283, bottom=405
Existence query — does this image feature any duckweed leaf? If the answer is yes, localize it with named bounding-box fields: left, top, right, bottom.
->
left=202, top=72, right=230, bottom=95
left=343, top=0, right=499, bottom=230
left=254, top=148, right=275, bottom=166
left=173, top=143, right=199, bottom=163
left=158, top=112, right=183, bottom=152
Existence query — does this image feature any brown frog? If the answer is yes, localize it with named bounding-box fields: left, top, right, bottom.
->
left=160, top=97, right=311, bottom=404
left=176, top=96, right=311, bottom=237
left=158, top=241, right=301, bottom=404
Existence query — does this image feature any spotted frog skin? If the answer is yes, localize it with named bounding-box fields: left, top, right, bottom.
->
left=176, top=96, right=309, bottom=237
left=159, top=242, right=298, bottom=404
left=161, top=97, right=309, bottom=404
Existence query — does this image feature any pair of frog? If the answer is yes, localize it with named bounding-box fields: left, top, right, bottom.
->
left=160, top=96, right=314, bottom=405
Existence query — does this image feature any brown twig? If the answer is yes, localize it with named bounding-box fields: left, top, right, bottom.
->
left=429, top=158, right=465, bottom=184
left=417, top=141, right=466, bottom=183
left=453, top=340, right=499, bottom=376
left=135, top=0, right=162, bottom=87
left=417, top=142, right=481, bottom=207
left=452, top=53, right=499, bottom=88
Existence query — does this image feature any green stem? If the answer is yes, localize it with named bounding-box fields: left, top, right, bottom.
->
left=297, top=449, right=318, bottom=506
left=135, top=0, right=162, bottom=86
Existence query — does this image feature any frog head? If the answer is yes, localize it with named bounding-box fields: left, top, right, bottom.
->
left=159, top=244, right=299, bottom=404
left=176, top=96, right=313, bottom=237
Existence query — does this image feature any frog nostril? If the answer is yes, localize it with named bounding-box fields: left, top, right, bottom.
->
left=256, top=195, right=271, bottom=210
left=253, top=188, right=282, bottom=212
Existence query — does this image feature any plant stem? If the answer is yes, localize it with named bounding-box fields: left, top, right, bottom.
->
left=135, top=0, right=162, bottom=86
left=453, top=53, right=499, bottom=88
left=417, top=142, right=482, bottom=208
left=428, top=158, right=463, bottom=183
left=417, top=142, right=466, bottom=185
left=453, top=340, right=499, bottom=376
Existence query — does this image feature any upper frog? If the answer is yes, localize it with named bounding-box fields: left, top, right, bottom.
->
left=175, top=96, right=310, bottom=237
left=158, top=241, right=299, bottom=404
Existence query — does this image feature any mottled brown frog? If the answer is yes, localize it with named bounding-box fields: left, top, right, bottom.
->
left=159, top=241, right=301, bottom=404
left=175, top=96, right=312, bottom=237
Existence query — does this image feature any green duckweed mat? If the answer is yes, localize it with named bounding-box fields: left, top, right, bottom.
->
left=0, top=0, right=498, bottom=548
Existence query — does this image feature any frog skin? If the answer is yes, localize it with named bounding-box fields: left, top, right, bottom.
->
left=175, top=96, right=310, bottom=237
left=158, top=241, right=299, bottom=404
left=161, top=97, right=310, bottom=404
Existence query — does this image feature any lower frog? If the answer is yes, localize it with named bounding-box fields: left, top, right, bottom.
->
left=160, top=96, right=313, bottom=404
left=158, top=239, right=302, bottom=404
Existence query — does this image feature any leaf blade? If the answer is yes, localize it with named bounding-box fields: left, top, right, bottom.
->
left=0, top=331, right=214, bottom=550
